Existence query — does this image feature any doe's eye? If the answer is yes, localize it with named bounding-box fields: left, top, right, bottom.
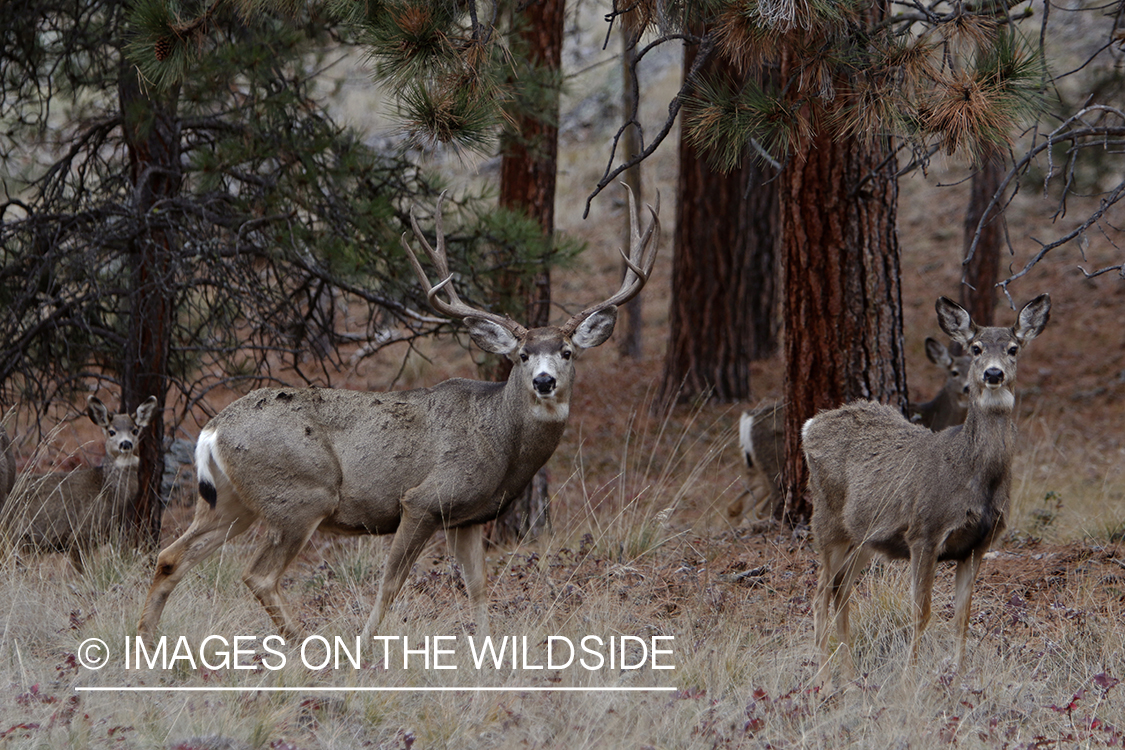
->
left=561, top=350, right=572, bottom=360
left=971, top=344, right=983, bottom=356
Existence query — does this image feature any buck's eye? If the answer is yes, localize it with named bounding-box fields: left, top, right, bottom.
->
left=561, top=349, right=572, bottom=360
left=519, top=352, right=529, bottom=362
left=1007, top=345, right=1019, bottom=356
left=971, top=344, right=983, bottom=356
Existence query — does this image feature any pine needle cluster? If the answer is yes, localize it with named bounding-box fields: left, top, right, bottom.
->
left=684, top=0, right=1046, bottom=168
left=128, top=1, right=549, bottom=153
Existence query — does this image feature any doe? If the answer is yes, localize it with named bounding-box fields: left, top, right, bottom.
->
left=736, top=338, right=971, bottom=521
left=4, top=395, right=158, bottom=572
left=908, top=337, right=971, bottom=431
left=138, top=188, right=660, bottom=643
left=801, top=294, right=1050, bottom=680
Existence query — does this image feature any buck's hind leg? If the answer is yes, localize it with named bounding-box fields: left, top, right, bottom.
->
left=138, top=495, right=255, bottom=644
left=362, top=506, right=439, bottom=638
left=242, top=514, right=324, bottom=640
left=448, top=524, right=489, bottom=636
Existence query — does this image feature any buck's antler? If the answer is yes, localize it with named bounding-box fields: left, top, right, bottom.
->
left=402, top=193, right=527, bottom=336
left=561, top=183, right=660, bottom=336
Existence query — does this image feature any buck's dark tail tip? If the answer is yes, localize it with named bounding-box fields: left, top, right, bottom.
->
left=200, top=480, right=217, bottom=508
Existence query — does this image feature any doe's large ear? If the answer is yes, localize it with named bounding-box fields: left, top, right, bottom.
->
left=87, top=396, right=111, bottom=428
left=1014, top=293, right=1051, bottom=345
left=924, top=337, right=952, bottom=368
left=936, top=297, right=974, bottom=346
left=134, top=396, right=159, bottom=429
left=467, top=318, right=520, bottom=356
left=572, top=307, right=618, bottom=350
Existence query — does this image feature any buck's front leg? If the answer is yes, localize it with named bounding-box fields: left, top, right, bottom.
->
left=362, top=506, right=439, bottom=639
left=448, top=524, right=490, bottom=637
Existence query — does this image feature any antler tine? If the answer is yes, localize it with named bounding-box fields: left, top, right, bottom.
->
left=402, top=194, right=527, bottom=335
left=562, top=183, right=661, bottom=334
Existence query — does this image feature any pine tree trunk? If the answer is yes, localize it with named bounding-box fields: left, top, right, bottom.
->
left=491, top=0, right=564, bottom=545
left=659, top=45, right=778, bottom=404
left=118, top=66, right=181, bottom=548
left=961, top=149, right=1005, bottom=326
left=778, top=129, right=907, bottom=524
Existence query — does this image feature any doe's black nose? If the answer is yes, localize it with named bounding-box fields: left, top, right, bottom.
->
left=983, top=367, right=1005, bottom=386
left=533, top=374, right=556, bottom=394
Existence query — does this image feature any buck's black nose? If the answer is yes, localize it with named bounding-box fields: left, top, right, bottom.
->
left=983, top=368, right=1004, bottom=386
left=533, top=375, right=556, bottom=394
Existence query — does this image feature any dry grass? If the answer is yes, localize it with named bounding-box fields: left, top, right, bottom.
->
left=1, top=397, right=1123, bottom=748
left=2, top=3, right=1124, bottom=747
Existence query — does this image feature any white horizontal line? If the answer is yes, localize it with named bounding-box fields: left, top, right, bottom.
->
left=76, top=686, right=677, bottom=693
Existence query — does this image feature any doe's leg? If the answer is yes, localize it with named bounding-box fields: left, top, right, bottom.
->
left=832, top=545, right=873, bottom=679
left=952, top=545, right=987, bottom=670
left=907, top=545, right=939, bottom=663
left=814, top=541, right=854, bottom=683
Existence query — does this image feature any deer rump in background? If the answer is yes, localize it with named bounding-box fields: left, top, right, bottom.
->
left=138, top=188, right=660, bottom=643
left=802, top=294, right=1050, bottom=683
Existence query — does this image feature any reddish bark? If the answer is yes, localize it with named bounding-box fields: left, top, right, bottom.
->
left=778, top=128, right=907, bottom=523
left=491, top=0, right=564, bottom=544
left=961, top=150, right=1006, bottom=326
left=118, top=67, right=181, bottom=548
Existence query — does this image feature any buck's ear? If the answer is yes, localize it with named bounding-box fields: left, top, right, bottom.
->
left=87, top=396, right=111, bottom=428
left=467, top=318, right=520, bottom=355
left=924, top=337, right=952, bottom=367
left=936, top=297, right=974, bottom=346
left=572, top=307, right=618, bottom=350
left=134, top=396, right=159, bottom=428
left=1015, top=293, right=1051, bottom=345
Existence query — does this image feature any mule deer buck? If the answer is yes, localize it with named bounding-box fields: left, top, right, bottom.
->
left=3, top=396, right=158, bottom=571
left=734, top=339, right=971, bottom=522
left=138, top=188, right=660, bottom=643
left=801, top=294, right=1050, bottom=682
